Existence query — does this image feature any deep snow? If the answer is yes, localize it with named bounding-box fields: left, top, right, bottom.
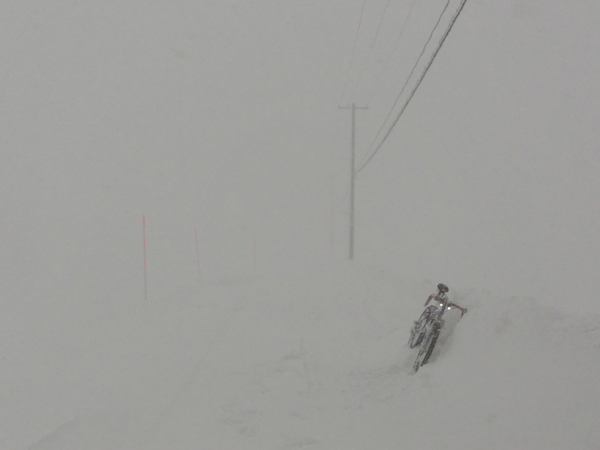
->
left=8, top=261, right=599, bottom=450
left=2, top=0, right=600, bottom=448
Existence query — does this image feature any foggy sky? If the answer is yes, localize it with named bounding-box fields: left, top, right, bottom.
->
left=1, top=0, right=599, bottom=312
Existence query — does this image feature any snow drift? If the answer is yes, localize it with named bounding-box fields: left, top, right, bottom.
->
left=8, top=262, right=600, bottom=449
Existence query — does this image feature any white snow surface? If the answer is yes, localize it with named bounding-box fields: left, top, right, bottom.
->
left=6, top=261, right=599, bottom=450
left=2, top=1, right=600, bottom=448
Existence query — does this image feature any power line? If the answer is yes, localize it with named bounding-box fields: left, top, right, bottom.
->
left=356, top=0, right=469, bottom=175
left=338, top=0, right=368, bottom=106
left=363, top=0, right=420, bottom=108
left=357, top=0, right=452, bottom=170
left=352, top=0, right=393, bottom=98
left=357, top=0, right=420, bottom=129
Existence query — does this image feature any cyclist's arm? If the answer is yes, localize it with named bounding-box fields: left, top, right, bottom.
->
left=449, top=303, right=468, bottom=317
left=424, top=294, right=434, bottom=307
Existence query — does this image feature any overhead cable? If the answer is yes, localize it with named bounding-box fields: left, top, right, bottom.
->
left=363, top=0, right=420, bottom=108
left=338, top=0, right=368, bottom=106
left=357, top=0, right=452, bottom=170
left=356, top=0, right=469, bottom=175
left=353, top=0, right=393, bottom=97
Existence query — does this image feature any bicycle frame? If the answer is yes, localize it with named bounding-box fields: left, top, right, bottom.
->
left=409, top=284, right=467, bottom=371
left=409, top=294, right=448, bottom=346
left=425, top=293, right=450, bottom=331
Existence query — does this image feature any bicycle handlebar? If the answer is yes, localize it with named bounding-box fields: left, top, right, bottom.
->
left=425, top=294, right=468, bottom=317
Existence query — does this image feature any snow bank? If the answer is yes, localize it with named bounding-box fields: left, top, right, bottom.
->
left=8, top=262, right=600, bottom=449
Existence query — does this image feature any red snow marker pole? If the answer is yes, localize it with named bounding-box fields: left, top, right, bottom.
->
left=195, top=228, right=201, bottom=278
left=143, top=215, right=147, bottom=301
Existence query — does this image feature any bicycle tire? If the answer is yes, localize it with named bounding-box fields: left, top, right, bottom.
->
left=421, top=325, right=440, bottom=365
left=408, top=308, right=434, bottom=348
left=408, top=317, right=427, bottom=348
left=412, top=324, right=440, bottom=372
left=412, top=333, right=430, bottom=372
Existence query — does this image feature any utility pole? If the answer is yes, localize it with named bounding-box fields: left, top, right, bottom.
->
left=339, top=103, right=368, bottom=260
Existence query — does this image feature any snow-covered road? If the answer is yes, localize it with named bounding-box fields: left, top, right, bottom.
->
left=12, top=263, right=600, bottom=450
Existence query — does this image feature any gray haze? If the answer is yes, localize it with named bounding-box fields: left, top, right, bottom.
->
left=2, top=1, right=600, bottom=448
left=1, top=0, right=599, bottom=315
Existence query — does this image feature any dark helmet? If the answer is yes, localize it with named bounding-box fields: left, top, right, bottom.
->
left=437, top=283, right=449, bottom=294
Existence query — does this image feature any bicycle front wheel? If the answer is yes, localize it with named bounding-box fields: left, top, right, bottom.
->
left=408, top=318, right=426, bottom=348
left=408, top=310, right=431, bottom=348
left=412, top=324, right=440, bottom=372
left=421, top=324, right=440, bottom=365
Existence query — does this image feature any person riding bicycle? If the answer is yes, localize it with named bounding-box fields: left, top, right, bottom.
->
left=409, top=283, right=468, bottom=351
left=409, top=283, right=467, bottom=370
left=424, top=283, right=468, bottom=317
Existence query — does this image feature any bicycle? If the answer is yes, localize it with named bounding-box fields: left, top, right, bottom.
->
left=409, top=283, right=467, bottom=372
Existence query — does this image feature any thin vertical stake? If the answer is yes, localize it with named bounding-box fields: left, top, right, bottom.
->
left=143, top=215, right=147, bottom=301
left=253, top=233, right=257, bottom=274
left=195, top=228, right=201, bottom=278
left=330, top=174, right=335, bottom=253
left=349, top=103, right=356, bottom=260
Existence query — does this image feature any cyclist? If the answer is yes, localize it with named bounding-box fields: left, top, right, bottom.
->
left=424, top=283, right=468, bottom=317
left=409, top=283, right=468, bottom=349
